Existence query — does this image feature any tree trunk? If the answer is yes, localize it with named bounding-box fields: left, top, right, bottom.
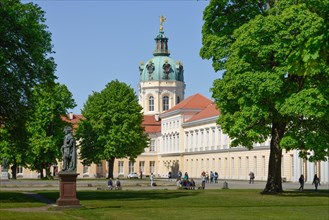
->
left=262, top=122, right=285, bottom=194
left=39, top=169, right=44, bottom=179
left=11, top=163, right=17, bottom=179
left=107, top=157, right=115, bottom=179
left=46, top=167, right=51, bottom=179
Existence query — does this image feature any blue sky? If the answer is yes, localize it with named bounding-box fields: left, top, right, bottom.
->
left=26, top=0, right=220, bottom=113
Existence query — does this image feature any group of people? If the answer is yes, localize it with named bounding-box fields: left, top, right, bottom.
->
left=298, top=174, right=321, bottom=191
left=176, top=172, right=196, bottom=190
left=200, top=171, right=219, bottom=189
left=107, top=178, right=121, bottom=190
left=107, top=172, right=322, bottom=192
left=173, top=171, right=220, bottom=190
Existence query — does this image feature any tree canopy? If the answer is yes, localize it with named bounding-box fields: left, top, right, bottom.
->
left=26, top=83, right=76, bottom=178
left=76, top=80, right=149, bottom=178
left=0, top=1, right=77, bottom=179
left=201, top=0, right=329, bottom=193
left=0, top=0, right=56, bottom=125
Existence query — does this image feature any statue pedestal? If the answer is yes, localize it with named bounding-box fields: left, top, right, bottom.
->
left=56, top=172, right=80, bottom=206
left=1, top=169, right=9, bottom=180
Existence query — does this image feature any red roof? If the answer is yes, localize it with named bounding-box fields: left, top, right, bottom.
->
left=164, top=93, right=213, bottom=113
left=142, top=115, right=161, bottom=133
left=186, top=103, right=220, bottom=122
left=61, top=114, right=84, bottom=129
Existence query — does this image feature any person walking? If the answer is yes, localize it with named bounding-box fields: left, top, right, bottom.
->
left=108, top=178, right=113, bottom=190
left=298, top=174, right=304, bottom=191
left=150, top=173, right=154, bottom=187
left=210, top=171, right=214, bottom=183
left=201, top=172, right=206, bottom=190
left=312, top=174, right=320, bottom=191
left=115, top=178, right=121, bottom=190
left=249, top=171, right=255, bottom=184
left=214, top=171, right=219, bottom=183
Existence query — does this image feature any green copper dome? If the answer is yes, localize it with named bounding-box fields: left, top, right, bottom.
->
left=139, top=30, right=184, bottom=82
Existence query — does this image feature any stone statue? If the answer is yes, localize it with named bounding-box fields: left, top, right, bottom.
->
left=2, top=157, right=8, bottom=170
left=61, top=126, right=77, bottom=172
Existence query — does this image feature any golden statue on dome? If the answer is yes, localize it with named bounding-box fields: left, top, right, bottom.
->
left=160, top=15, right=166, bottom=31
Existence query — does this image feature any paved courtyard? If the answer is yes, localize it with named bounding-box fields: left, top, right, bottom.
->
left=1, top=178, right=328, bottom=192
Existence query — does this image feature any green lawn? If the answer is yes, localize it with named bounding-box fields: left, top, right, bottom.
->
left=1, top=189, right=328, bottom=220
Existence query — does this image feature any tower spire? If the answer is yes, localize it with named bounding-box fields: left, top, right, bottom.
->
left=153, top=16, right=170, bottom=56
left=159, top=15, right=166, bottom=31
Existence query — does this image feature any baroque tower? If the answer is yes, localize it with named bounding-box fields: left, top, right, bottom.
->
left=138, top=16, right=185, bottom=116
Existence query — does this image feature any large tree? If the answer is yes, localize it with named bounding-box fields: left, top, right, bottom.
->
left=26, top=83, right=76, bottom=179
left=76, top=80, right=149, bottom=179
left=0, top=0, right=57, bottom=177
left=201, top=0, right=329, bottom=193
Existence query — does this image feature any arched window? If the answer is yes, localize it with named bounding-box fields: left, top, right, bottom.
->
left=176, top=96, right=180, bottom=104
left=149, top=96, right=154, bottom=111
left=163, top=96, right=169, bottom=111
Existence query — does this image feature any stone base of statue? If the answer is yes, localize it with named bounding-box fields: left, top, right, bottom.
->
left=1, top=169, right=9, bottom=180
left=56, top=172, right=80, bottom=207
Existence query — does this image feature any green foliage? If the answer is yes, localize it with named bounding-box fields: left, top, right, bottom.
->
left=77, top=80, right=149, bottom=166
left=26, top=83, right=76, bottom=175
left=0, top=0, right=57, bottom=171
left=202, top=0, right=329, bottom=160
left=0, top=0, right=56, bottom=124
left=202, top=0, right=328, bottom=192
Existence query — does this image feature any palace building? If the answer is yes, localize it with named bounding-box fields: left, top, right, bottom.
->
left=2, top=19, right=328, bottom=184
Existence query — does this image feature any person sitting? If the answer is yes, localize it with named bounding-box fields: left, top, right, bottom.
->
left=176, top=178, right=182, bottom=189
left=189, top=179, right=196, bottom=190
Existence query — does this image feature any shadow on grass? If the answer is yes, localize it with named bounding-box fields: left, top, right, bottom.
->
left=79, top=190, right=201, bottom=201
left=30, top=190, right=201, bottom=204
left=278, top=189, right=329, bottom=198
left=0, top=192, right=44, bottom=204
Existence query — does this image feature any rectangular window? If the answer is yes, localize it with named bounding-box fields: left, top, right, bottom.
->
left=190, top=132, right=194, bottom=151
left=163, top=96, right=169, bottom=111
left=16, top=166, right=23, bottom=174
left=217, top=127, right=221, bottom=148
left=238, top=157, right=242, bottom=176
left=291, top=154, right=294, bottom=177
left=139, top=161, right=145, bottom=172
left=150, top=161, right=155, bottom=173
left=263, top=156, right=266, bottom=176
left=225, top=158, right=228, bottom=177
left=212, top=128, right=215, bottom=147
left=149, top=96, right=154, bottom=111
left=246, top=156, right=249, bottom=174
left=254, top=156, right=257, bottom=175
left=83, top=165, right=89, bottom=174
left=200, top=130, right=204, bottom=150
left=206, top=129, right=209, bottom=147
left=185, top=132, right=189, bottom=152
left=223, top=134, right=228, bottom=148
left=150, top=139, right=155, bottom=152
left=129, top=161, right=135, bottom=173
left=118, top=161, right=124, bottom=174
left=195, top=131, right=199, bottom=151
left=97, top=163, right=102, bottom=174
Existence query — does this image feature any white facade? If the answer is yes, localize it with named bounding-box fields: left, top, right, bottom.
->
left=151, top=105, right=328, bottom=183
left=139, top=80, right=185, bottom=116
